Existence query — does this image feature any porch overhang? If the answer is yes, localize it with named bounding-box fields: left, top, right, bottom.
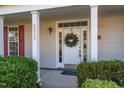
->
left=3, top=5, right=90, bottom=22
left=0, top=5, right=71, bottom=15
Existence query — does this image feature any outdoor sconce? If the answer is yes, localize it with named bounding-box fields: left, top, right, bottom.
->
left=48, top=27, right=52, bottom=35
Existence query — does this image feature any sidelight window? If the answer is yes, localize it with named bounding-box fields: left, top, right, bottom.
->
left=83, top=31, right=87, bottom=62
left=59, top=32, right=62, bottom=63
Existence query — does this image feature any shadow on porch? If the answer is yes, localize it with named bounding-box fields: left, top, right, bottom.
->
left=40, top=68, right=77, bottom=88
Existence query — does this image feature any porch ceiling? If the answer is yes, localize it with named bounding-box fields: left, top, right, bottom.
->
left=4, top=5, right=90, bottom=22
left=4, top=5, right=124, bottom=22
left=99, top=5, right=124, bottom=11
left=99, top=5, right=124, bottom=15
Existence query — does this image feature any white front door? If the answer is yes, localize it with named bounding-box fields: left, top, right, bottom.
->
left=57, top=20, right=89, bottom=68
left=64, top=28, right=83, bottom=64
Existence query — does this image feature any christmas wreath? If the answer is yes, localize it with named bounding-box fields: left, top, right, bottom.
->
left=64, top=33, right=79, bottom=47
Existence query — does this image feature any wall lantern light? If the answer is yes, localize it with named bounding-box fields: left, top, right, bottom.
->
left=48, top=27, right=52, bottom=35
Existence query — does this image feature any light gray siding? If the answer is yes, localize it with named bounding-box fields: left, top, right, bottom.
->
left=24, top=24, right=32, bottom=57
left=98, top=15, right=124, bottom=60
left=40, top=20, right=57, bottom=68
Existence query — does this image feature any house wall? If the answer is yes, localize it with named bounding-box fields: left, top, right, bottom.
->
left=4, top=9, right=124, bottom=68
left=4, top=14, right=88, bottom=68
left=98, top=11, right=124, bottom=60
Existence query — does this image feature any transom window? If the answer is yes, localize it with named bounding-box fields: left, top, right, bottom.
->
left=58, top=21, right=87, bottom=28
left=8, top=26, right=19, bottom=56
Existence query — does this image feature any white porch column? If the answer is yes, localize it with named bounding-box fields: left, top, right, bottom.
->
left=0, top=16, right=4, bottom=56
left=31, top=11, right=41, bottom=83
left=90, top=6, right=98, bottom=61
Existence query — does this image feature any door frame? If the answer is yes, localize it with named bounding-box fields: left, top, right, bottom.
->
left=56, top=19, right=89, bottom=68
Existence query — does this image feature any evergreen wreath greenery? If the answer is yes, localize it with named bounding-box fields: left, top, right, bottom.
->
left=64, top=32, right=79, bottom=47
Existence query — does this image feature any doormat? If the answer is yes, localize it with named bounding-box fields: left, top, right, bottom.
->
left=61, top=70, right=76, bottom=76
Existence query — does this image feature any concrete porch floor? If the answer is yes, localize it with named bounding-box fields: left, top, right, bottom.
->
left=40, top=69, right=77, bottom=88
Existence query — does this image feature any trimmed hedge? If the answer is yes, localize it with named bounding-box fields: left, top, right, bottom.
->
left=81, top=79, right=121, bottom=88
left=0, top=56, right=38, bottom=88
left=77, top=60, right=124, bottom=87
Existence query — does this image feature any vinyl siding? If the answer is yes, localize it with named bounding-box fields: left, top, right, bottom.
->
left=40, top=20, right=56, bottom=68
left=24, top=24, right=32, bottom=57
left=98, top=15, right=124, bottom=60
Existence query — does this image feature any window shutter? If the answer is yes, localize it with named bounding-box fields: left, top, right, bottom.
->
left=4, top=26, right=8, bottom=56
left=19, top=25, right=25, bottom=56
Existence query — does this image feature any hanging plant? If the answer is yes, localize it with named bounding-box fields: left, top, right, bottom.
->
left=64, top=33, right=79, bottom=48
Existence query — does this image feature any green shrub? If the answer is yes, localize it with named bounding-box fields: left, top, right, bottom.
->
left=81, top=79, right=121, bottom=88
left=77, top=60, right=124, bottom=87
left=0, top=56, right=38, bottom=88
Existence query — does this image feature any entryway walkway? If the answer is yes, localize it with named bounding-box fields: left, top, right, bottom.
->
left=40, top=69, right=77, bottom=88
